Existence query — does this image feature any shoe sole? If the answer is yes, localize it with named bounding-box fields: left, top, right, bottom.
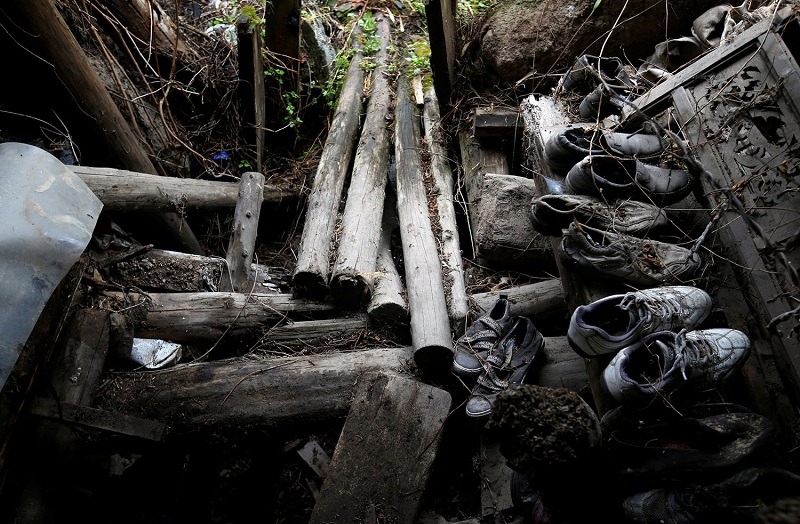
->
left=566, top=334, right=615, bottom=359
left=452, top=360, right=483, bottom=378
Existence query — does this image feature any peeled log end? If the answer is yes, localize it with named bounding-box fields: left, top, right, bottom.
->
left=292, top=270, right=329, bottom=298
left=413, top=344, right=454, bottom=375
left=329, top=273, right=371, bottom=309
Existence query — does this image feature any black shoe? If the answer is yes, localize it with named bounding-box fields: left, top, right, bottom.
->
left=543, top=126, right=665, bottom=174
left=561, top=55, right=631, bottom=94
left=452, top=296, right=514, bottom=378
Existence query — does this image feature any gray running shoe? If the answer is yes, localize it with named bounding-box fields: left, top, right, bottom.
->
left=567, top=285, right=712, bottom=358
left=531, top=193, right=668, bottom=237
left=601, top=328, right=751, bottom=404
left=452, top=296, right=514, bottom=378
left=564, top=155, right=694, bottom=206
left=560, top=222, right=702, bottom=287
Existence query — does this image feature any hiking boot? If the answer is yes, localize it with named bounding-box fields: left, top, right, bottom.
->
left=530, top=193, right=668, bottom=237
left=543, top=125, right=665, bottom=174
left=567, top=285, right=712, bottom=358
left=560, top=222, right=702, bottom=287
left=560, top=55, right=632, bottom=94
left=452, top=295, right=514, bottom=378
left=465, top=317, right=544, bottom=420
left=638, top=36, right=703, bottom=84
left=601, top=328, right=751, bottom=404
left=578, top=83, right=631, bottom=120
left=624, top=467, right=800, bottom=523
left=692, top=5, right=731, bottom=48
left=564, top=155, right=694, bottom=206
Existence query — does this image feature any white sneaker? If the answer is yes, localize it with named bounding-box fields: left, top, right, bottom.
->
left=568, top=286, right=712, bottom=357
left=602, top=328, right=751, bottom=404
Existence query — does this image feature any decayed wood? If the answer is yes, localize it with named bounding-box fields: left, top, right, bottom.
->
left=237, top=15, right=266, bottom=171
left=426, top=0, right=457, bottom=103
left=471, top=279, right=566, bottom=321
left=309, top=373, right=451, bottom=523
left=97, top=347, right=415, bottom=430
left=293, top=47, right=365, bottom=296
left=394, top=78, right=452, bottom=371
left=12, top=0, right=202, bottom=254
left=368, top=194, right=408, bottom=323
left=264, top=0, right=302, bottom=89
left=106, top=248, right=286, bottom=293
left=104, top=291, right=335, bottom=343
left=263, top=317, right=367, bottom=343
left=220, top=172, right=265, bottom=292
left=473, top=107, right=522, bottom=139
left=423, top=87, right=468, bottom=328
left=330, top=17, right=393, bottom=307
left=97, top=0, right=193, bottom=58
left=30, top=399, right=167, bottom=442
left=70, top=166, right=297, bottom=211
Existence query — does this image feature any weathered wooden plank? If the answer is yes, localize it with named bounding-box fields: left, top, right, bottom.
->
left=330, top=16, right=393, bottom=307
left=220, top=172, right=265, bottom=292
left=237, top=15, right=266, bottom=171
left=426, top=0, right=456, bottom=103
left=293, top=45, right=365, bottom=296
left=96, top=347, right=415, bottom=430
left=473, top=107, right=522, bottom=139
left=395, top=78, right=452, bottom=372
left=309, top=373, right=451, bottom=523
left=11, top=0, right=202, bottom=254
left=102, top=291, right=335, bottom=343
left=532, top=336, right=589, bottom=392
left=70, top=166, right=297, bottom=211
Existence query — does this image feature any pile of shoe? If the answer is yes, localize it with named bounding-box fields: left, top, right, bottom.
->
left=450, top=295, right=545, bottom=421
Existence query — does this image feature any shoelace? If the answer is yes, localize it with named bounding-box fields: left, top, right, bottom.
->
left=670, top=329, right=715, bottom=381
left=619, top=292, right=683, bottom=327
left=477, top=340, right=518, bottom=391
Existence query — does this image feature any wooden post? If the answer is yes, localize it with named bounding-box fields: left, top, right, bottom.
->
left=264, top=0, right=301, bottom=89
left=423, top=87, right=468, bottom=329
left=368, top=194, right=409, bottom=323
left=330, top=16, right=393, bottom=307
left=395, top=78, right=452, bottom=373
left=309, top=373, right=451, bottom=523
left=292, top=48, right=365, bottom=296
left=237, top=15, right=266, bottom=171
left=220, top=172, right=265, bottom=292
left=95, top=347, right=415, bottom=431
left=426, top=0, right=457, bottom=104
left=11, top=0, right=203, bottom=255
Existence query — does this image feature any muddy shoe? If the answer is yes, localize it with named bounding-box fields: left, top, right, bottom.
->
left=465, top=317, right=544, bottom=420
left=564, top=155, right=694, bottom=206
left=544, top=126, right=665, bottom=174
left=567, top=285, right=712, bottom=358
left=638, top=36, right=704, bottom=84
left=559, top=222, right=702, bottom=287
left=601, top=328, right=751, bottom=404
left=692, top=5, right=731, bottom=48
left=530, top=193, right=668, bottom=237
left=452, top=295, right=514, bottom=378
left=578, top=83, right=631, bottom=121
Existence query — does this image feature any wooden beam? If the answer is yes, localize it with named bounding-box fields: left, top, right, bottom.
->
left=293, top=46, right=364, bottom=296
left=70, top=166, right=297, bottom=211
left=426, top=0, right=456, bottom=104
left=220, top=172, right=265, bottom=292
left=11, top=0, right=203, bottom=254
left=395, top=78, right=452, bottom=373
left=96, top=347, right=415, bottom=431
left=237, top=15, right=266, bottom=171
left=473, top=107, right=522, bottom=139
left=309, top=373, right=451, bottom=523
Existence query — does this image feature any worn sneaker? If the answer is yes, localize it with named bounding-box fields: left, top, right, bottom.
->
left=602, top=328, right=751, bottom=404
left=560, top=222, right=702, bottom=287
left=465, top=317, right=544, bottom=420
left=531, top=193, right=668, bottom=237
left=452, top=296, right=514, bottom=378
left=564, top=155, right=694, bottom=206
left=567, top=285, right=712, bottom=358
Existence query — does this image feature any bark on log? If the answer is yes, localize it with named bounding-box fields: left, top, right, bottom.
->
left=95, top=347, right=415, bottom=430
left=265, top=317, right=367, bottom=343
left=104, top=291, right=335, bottom=343
left=237, top=15, right=266, bottom=171
left=293, top=47, right=365, bottom=296
left=368, top=195, right=408, bottom=323
left=423, top=87, right=468, bottom=329
left=329, top=17, right=393, bottom=307
left=220, top=172, right=265, bottom=292
left=70, top=166, right=297, bottom=211
left=12, top=0, right=202, bottom=254
left=470, top=279, right=566, bottom=322
left=394, top=79, right=452, bottom=372
left=95, top=0, right=194, bottom=58
left=309, top=373, right=451, bottom=523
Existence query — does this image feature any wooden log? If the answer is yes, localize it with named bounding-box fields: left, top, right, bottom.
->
left=423, top=87, right=468, bottom=329
left=471, top=279, right=566, bottom=322
left=95, top=0, right=194, bottom=58
left=70, top=166, right=297, bottom=211
left=473, top=107, right=522, bottom=139
left=96, top=347, right=415, bottom=430
left=237, top=15, right=266, bottom=172
left=330, top=16, right=393, bottom=307
left=309, top=373, right=451, bottom=523
left=426, top=0, right=457, bottom=103
left=264, top=317, right=367, bottom=343
left=220, top=172, right=265, bottom=292
left=292, top=47, right=365, bottom=296
left=103, top=291, right=335, bottom=343
left=394, top=78, right=452, bottom=372
left=367, top=193, right=409, bottom=323
left=531, top=336, right=589, bottom=392
left=105, top=248, right=287, bottom=293
left=11, top=0, right=202, bottom=254
left=264, top=0, right=301, bottom=89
